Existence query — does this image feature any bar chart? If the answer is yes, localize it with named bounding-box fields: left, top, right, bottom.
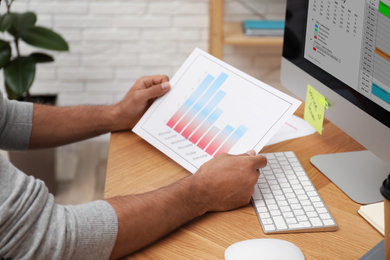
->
left=133, top=48, right=301, bottom=173
left=166, top=72, right=248, bottom=156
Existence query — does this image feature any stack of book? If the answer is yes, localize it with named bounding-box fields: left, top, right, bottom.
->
left=242, top=20, right=285, bottom=37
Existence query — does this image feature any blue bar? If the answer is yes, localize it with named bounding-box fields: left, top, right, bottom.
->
left=215, top=124, right=248, bottom=155
left=202, top=91, right=226, bottom=115
left=181, top=91, right=226, bottom=138
left=182, top=74, right=215, bottom=110
left=194, top=91, right=225, bottom=124
left=173, top=72, right=228, bottom=133
left=205, top=108, right=223, bottom=127
left=190, top=72, right=229, bottom=114
left=231, top=125, right=249, bottom=141
left=372, top=83, right=390, bottom=105
left=221, top=124, right=235, bottom=136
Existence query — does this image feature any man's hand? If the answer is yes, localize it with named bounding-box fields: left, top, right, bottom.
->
left=112, top=75, right=170, bottom=131
left=192, top=150, right=267, bottom=212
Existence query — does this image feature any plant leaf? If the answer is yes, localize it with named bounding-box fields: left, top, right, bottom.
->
left=0, top=13, right=17, bottom=32
left=6, top=12, right=37, bottom=36
left=30, top=52, right=54, bottom=63
left=4, top=56, right=36, bottom=95
left=0, top=40, right=11, bottom=69
left=20, top=12, right=37, bottom=28
left=19, top=26, right=69, bottom=51
left=5, top=81, right=22, bottom=100
left=13, top=12, right=37, bottom=30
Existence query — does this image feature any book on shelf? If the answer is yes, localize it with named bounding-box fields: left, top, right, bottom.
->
left=242, top=20, right=285, bottom=37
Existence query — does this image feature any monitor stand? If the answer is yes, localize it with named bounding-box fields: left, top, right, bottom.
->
left=310, top=150, right=390, bottom=204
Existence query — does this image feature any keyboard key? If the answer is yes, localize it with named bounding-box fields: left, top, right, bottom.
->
left=252, top=186, right=262, bottom=200
left=317, top=207, right=328, bottom=214
left=260, top=213, right=270, bottom=218
left=286, top=218, right=297, bottom=224
left=320, top=213, right=331, bottom=220
left=309, top=217, right=323, bottom=227
left=324, top=219, right=335, bottom=226
left=264, top=224, right=275, bottom=231
left=297, top=215, right=308, bottom=221
left=270, top=210, right=282, bottom=216
left=273, top=216, right=288, bottom=230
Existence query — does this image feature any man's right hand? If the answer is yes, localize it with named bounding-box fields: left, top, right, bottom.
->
left=191, top=150, right=267, bottom=212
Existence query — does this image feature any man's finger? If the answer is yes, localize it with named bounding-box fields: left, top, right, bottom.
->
left=245, top=150, right=256, bottom=156
left=251, top=154, right=267, bottom=170
left=141, top=75, right=170, bottom=88
left=237, top=150, right=267, bottom=171
left=140, top=82, right=171, bottom=100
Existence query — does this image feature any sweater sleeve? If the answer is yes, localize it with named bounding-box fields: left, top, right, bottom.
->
left=0, top=158, right=118, bottom=259
left=0, top=91, right=33, bottom=151
left=0, top=92, right=118, bottom=259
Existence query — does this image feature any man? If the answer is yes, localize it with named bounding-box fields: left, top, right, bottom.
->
left=0, top=75, right=267, bottom=259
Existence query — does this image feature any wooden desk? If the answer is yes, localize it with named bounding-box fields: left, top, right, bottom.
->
left=105, top=105, right=383, bottom=259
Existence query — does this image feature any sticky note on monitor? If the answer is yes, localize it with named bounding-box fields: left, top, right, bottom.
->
left=304, top=84, right=328, bottom=135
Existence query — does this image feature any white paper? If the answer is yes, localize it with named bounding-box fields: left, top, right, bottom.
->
left=133, top=48, right=301, bottom=173
left=266, top=115, right=316, bottom=146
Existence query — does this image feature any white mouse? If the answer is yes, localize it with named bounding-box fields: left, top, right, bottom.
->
left=225, top=238, right=305, bottom=260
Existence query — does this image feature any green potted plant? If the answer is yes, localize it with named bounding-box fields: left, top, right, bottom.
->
left=0, top=0, right=69, bottom=194
left=0, top=0, right=68, bottom=100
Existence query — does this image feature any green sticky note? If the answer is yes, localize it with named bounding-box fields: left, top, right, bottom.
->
left=304, top=84, right=328, bottom=135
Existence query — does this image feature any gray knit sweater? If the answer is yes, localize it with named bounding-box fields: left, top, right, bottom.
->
left=0, top=92, right=118, bottom=259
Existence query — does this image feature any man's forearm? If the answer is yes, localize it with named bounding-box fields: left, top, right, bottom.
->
left=106, top=174, right=208, bottom=259
left=28, top=76, right=170, bottom=149
left=29, top=103, right=119, bottom=149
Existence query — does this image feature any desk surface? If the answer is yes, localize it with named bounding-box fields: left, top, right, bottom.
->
left=104, top=105, right=383, bottom=259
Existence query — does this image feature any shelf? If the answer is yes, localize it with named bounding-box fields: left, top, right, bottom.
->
left=224, top=22, right=284, bottom=46
left=209, top=0, right=284, bottom=59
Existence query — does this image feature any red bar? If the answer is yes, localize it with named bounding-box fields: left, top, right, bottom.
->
left=214, top=141, right=233, bottom=156
left=173, top=113, right=192, bottom=133
left=189, top=124, right=208, bottom=144
left=167, top=108, right=184, bottom=128
left=205, top=134, right=225, bottom=155
left=182, top=116, right=202, bottom=139
left=205, top=125, right=234, bottom=156
left=197, top=127, right=219, bottom=150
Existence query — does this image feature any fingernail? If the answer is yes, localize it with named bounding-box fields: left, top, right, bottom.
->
left=246, top=150, right=256, bottom=156
left=161, top=82, right=170, bottom=89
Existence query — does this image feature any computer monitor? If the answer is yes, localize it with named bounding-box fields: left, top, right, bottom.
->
left=281, top=0, right=390, bottom=204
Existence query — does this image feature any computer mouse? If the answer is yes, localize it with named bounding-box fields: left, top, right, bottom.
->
left=225, top=238, right=305, bottom=260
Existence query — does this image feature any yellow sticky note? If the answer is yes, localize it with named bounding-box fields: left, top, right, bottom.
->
left=304, top=84, right=328, bottom=135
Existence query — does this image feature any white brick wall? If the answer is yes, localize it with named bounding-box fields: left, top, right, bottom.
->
left=1, top=0, right=287, bottom=106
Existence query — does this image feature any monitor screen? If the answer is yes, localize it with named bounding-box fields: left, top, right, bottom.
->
left=281, top=0, right=390, bottom=204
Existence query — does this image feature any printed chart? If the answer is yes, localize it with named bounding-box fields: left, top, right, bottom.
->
left=166, top=72, right=249, bottom=157
left=133, top=48, right=301, bottom=173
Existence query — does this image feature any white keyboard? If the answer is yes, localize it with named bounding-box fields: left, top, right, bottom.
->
left=252, top=151, right=337, bottom=234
